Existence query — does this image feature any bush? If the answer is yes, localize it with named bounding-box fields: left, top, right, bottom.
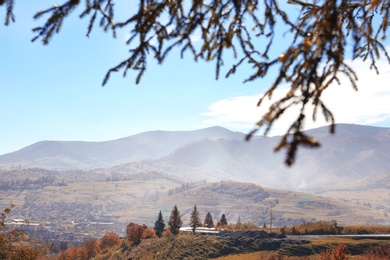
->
left=126, top=223, right=145, bottom=244
left=82, top=239, right=100, bottom=259
left=141, top=228, right=157, bottom=239
left=162, top=227, right=174, bottom=239
left=364, top=244, right=390, bottom=260
left=100, top=233, right=121, bottom=249
left=320, top=244, right=350, bottom=260
left=288, top=220, right=340, bottom=235
left=57, top=246, right=88, bottom=260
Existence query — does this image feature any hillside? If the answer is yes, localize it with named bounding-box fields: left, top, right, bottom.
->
left=1, top=124, right=390, bottom=190
left=109, top=124, right=390, bottom=189
left=313, top=173, right=390, bottom=216
left=156, top=181, right=389, bottom=227
left=2, top=172, right=388, bottom=232
left=0, top=126, right=246, bottom=169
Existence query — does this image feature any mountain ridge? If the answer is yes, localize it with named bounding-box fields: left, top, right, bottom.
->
left=1, top=124, right=389, bottom=190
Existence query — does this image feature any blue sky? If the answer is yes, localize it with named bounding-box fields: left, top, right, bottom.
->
left=1, top=1, right=390, bottom=155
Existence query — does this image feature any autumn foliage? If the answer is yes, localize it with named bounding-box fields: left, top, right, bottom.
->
left=126, top=223, right=145, bottom=244
left=320, top=244, right=350, bottom=260
left=141, top=228, right=157, bottom=239
left=364, top=244, right=390, bottom=260
left=286, top=220, right=340, bottom=235
left=100, top=232, right=121, bottom=249
left=0, top=204, right=40, bottom=260
left=57, top=246, right=88, bottom=260
left=82, top=239, right=100, bottom=259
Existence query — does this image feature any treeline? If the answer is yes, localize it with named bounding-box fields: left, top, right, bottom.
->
left=282, top=220, right=390, bottom=235
left=281, top=220, right=341, bottom=235
left=168, top=181, right=207, bottom=195
left=208, top=181, right=270, bottom=202
left=0, top=176, right=55, bottom=190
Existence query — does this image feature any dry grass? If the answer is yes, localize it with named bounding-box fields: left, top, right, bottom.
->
left=1, top=180, right=389, bottom=228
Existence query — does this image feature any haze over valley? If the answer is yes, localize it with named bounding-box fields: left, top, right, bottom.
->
left=1, top=123, right=389, bottom=241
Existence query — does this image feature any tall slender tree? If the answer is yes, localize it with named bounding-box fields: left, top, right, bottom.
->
left=220, top=214, right=228, bottom=226
left=154, top=210, right=165, bottom=238
left=168, top=205, right=182, bottom=236
left=204, top=212, right=214, bottom=229
left=190, top=205, right=201, bottom=235
left=269, top=207, right=274, bottom=233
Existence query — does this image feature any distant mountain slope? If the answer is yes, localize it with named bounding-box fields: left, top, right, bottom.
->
left=0, top=126, right=245, bottom=169
left=327, top=172, right=390, bottom=191
left=110, top=124, right=390, bottom=189
left=3, top=177, right=387, bottom=228
left=153, top=181, right=390, bottom=227
left=1, top=124, right=389, bottom=190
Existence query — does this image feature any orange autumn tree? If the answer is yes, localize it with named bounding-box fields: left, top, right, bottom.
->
left=100, top=232, right=121, bottom=249
left=82, top=239, right=101, bottom=259
left=0, top=204, right=40, bottom=260
left=57, top=246, right=88, bottom=260
left=126, top=223, right=145, bottom=244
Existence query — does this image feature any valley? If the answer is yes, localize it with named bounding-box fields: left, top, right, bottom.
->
left=0, top=124, right=389, bottom=258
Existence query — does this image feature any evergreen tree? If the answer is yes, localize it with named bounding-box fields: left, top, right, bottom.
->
left=220, top=214, right=228, bottom=226
left=204, top=212, right=214, bottom=229
left=190, top=205, right=201, bottom=234
left=154, top=210, right=165, bottom=238
left=168, top=205, right=182, bottom=235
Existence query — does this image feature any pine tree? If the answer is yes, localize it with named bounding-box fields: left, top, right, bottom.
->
left=204, top=212, right=214, bottom=229
left=190, top=205, right=201, bottom=234
left=154, top=210, right=165, bottom=238
left=168, top=205, right=182, bottom=236
left=220, top=214, right=228, bottom=226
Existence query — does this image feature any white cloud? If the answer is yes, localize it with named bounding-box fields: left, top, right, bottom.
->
left=202, top=58, right=390, bottom=135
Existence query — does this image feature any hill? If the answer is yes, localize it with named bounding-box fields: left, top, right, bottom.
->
left=0, top=126, right=245, bottom=169
left=2, top=171, right=387, bottom=232
left=1, top=124, right=389, bottom=190
left=109, top=124, right=390, bottom=189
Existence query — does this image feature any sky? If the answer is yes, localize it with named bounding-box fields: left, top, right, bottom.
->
left=1, top=1, right=390, bottom=155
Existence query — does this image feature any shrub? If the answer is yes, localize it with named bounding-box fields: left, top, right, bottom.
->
left=126, top=223, right=145, bottom=244
left=364, top=244, right=390, bottom=260
left=162, top=226, right=174, bottom=239
left=141, top=228, right=157, bottom=239
left=57, top=246, right=88, bottom=260
left=100, top=233, right=121, bottom=249
left=82, top=239, right=100, bottom=259
left=320, top=244, right=350, bottom=260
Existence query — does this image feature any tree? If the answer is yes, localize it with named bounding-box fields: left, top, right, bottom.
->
left=220, top=214, right=228, bottom=226
left=126, top=223, right=144, bottom=244
left=168, top=204, right=182, bottom=235
left=141, top=228, right=157, bottom=239
left=58, top=246, right=88, bottom=260
left=2, top=1, right=389, bottom=165
left=82, top=239, right=100, bottom=259
left=190, top=205, right=202, bottom=234
left=0, top=204, right=40, bottom=260
left=100, top=232, right=121, bottom=249
left=269, top=207, right=274, bottom=233
left=204, top=212, right=214, bottom=228
left=154, top=210, right=166, bottom=238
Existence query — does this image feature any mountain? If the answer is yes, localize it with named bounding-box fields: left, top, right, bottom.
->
left=108, top=124, right=390, bottom=189
left=1, top=124, right=390, bottom=190
left=0, top=126, right=246, bottom=169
